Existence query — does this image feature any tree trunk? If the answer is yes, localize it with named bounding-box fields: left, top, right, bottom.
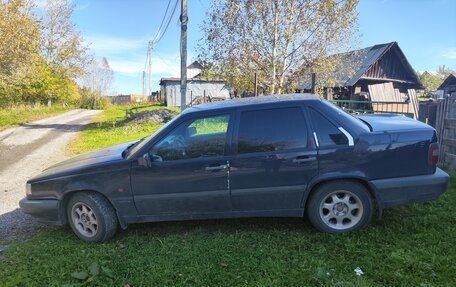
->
left=270, top=1, right=279, bottom=94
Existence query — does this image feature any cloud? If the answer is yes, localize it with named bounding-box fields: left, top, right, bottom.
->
left=108, top=54, right=180, bottom=77
left=86, top=34, right=182, bottom=77
left=443, top=49, right=456, bottom=60
left=85, top=34, right=192, bottom=93
left=85, top=35, right=147, bottom=54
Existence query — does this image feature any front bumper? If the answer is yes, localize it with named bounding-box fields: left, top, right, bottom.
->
left=19, top=198, right=64, bottom=225
left=370, top=167, right=450, bottom=209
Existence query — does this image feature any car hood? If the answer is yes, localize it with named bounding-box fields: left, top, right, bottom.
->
left=29, top=140, right=137, bottom=182
left=357, top=114, right=432, bottom=132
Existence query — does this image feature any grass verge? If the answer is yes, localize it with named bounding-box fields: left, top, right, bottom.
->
left=68, top=104, right=174, bottom=155
left=0, top=105, right=73, bottom=131
left=1, top=105, right=455, bottom=286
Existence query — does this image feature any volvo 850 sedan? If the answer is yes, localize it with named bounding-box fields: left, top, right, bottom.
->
left=20, top=94, right=449, bottom=242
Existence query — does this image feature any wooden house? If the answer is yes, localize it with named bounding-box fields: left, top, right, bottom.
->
left=297, top=42, right=423, bottom=118
left=437, top=74, right=456, bottom=98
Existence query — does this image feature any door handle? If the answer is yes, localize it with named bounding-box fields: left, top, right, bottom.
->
left=292, top=156, right=317, bottom=163
left=205, top=164, right=228, bottom=171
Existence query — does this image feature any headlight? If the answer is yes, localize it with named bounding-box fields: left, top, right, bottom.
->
left=26, top=183, right=32, bottom=196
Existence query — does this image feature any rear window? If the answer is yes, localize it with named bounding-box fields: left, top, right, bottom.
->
left=322, top=101, right=370, bottom=132
left=310, top=108, right=348, bottom=146
left=237, top=107, right=308, bottom=154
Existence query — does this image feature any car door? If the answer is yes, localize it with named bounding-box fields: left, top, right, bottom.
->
left=229, top=105, right=318, bottom=213
left=131, top=112, right=233, bottom=216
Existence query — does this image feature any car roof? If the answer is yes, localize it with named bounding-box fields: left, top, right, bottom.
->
left=183, top=93, right=321, bottom=113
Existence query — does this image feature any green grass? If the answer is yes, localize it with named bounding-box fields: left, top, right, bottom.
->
left=1, top=105, right=455, bottom=286
left=68, top=104, right=175, bottom=155
left=1, top=186, right=455, bottom=286
left=0, top=105, right=73, bottom=131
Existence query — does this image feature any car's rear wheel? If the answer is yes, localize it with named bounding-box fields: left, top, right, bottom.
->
left=307, top=181, right=373, bottom=233
left=67, top=192, right=118, bottom=243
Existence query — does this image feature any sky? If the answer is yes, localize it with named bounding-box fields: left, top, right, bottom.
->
left=65, top=0, right=456, bottom=95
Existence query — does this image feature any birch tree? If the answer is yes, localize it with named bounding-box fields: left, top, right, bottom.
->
left=82, top=57, right=113, bottom=97
left=199, top=0, right=360, bottom=95
left=41, top=0, right=89, bottom=78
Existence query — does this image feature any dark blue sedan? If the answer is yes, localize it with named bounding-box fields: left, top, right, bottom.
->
left=20, top=94, right=449, bottom=242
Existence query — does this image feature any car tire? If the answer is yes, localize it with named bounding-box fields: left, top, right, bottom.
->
left=67, top=192, right=118, bottom=243
left=307, top=181, right=373, bottom=233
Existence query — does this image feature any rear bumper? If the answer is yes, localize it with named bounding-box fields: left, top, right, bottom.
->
left=370, top=168, right=450, bottom=208
left=19, top=198, right=64, bottom=225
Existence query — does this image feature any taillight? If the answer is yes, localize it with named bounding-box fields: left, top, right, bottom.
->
left=428, top=143, right=439, bottom=165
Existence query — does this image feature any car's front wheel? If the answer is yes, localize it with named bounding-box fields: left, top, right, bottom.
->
left=307, top=181, right=373, bottom=233
left=67, top=192, right=118, bottom=242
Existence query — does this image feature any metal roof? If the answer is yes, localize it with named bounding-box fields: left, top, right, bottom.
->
left=159, top=77, right=226, bottom=84
left=184, top=93, right=319, bottom=113
left=297, top=42, right=421, bottom=89
left=437, top=74, right=456, bottom=90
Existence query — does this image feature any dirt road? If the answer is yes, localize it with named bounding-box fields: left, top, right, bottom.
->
left=0, top=110, right=102, bottom=241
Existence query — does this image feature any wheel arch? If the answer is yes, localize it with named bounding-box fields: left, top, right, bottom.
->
left=303, top=176, right=381, bottom=217
left=60, top=189, right=128, bottom=229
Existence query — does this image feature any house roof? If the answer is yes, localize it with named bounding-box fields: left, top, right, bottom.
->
left=297, top=42, right=422, bottom=90
left=159, top=77, right=226, bottom=85
left=437, top=74, right=456, bottom=90
left=187, top=61, right=203, bottom=70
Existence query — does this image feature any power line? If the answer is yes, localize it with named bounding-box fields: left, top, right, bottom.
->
left=142, top=0, right=179, bottom=95
left=153, top=0, right=179, bottom=45
left=151, top=0, right=172, bottom=44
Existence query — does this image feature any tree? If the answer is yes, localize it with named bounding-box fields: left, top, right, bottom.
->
left=418, top=71, right=442, bottom=92
left=80, top=57, right=114, bottom=109
left=41, top=0, right=90, bottom=79
left=199, top=0, right=360, bottom=95
left=418, top=66, right=455, bottom=93
left=82, top=57, right=113, bottom=97
left=436, top=65, right=455, bottom=81
left=0, top=0, right=42, bottom=105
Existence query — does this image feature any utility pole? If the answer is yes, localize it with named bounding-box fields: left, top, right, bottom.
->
left=148, top=41, right=153, bottom=97
left=180, top=0, right=188, bottom=111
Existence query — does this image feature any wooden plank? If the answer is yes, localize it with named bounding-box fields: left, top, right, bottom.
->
left=407, top=89, right=419, bottom=119
left=444, top=152, right=456, bottom=170
left=443, top=138, right=456, bottom=147
left=444, top=118, right=456, bottom=129
left=368, top=82, right=396, bottom=102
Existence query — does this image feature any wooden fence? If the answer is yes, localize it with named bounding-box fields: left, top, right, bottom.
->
left=435, top=93, right=456, bottom=169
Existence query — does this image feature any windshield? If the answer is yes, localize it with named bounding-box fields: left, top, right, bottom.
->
left=124, top=115, right=181, bottom=158
left=322, top=101, right=371, bottom=132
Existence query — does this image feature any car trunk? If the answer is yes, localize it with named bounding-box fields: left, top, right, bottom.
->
left=358, top=114, right=438, bottom=177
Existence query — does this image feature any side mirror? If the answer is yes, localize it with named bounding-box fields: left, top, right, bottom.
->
left=138, top=153, right=152, bottom=167
left=151, top=154, right=163, bottom=162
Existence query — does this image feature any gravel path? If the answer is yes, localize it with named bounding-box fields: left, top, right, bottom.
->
left=0, top=110, right=102, bottom=242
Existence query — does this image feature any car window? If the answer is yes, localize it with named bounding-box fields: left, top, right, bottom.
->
left=237, top=107, right=308, bottom=154
left=310, top=108, right=348, bottom=147
left=150, top=114, right=230, bottom=161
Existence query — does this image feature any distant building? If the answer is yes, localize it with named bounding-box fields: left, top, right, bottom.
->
left=160, top=61, right=230, bottom=107
left=437, top=74, right=456, bottom=98
left=110, top=94, right=148, bottom=105
left=187, top=61, right=204, bottom=78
